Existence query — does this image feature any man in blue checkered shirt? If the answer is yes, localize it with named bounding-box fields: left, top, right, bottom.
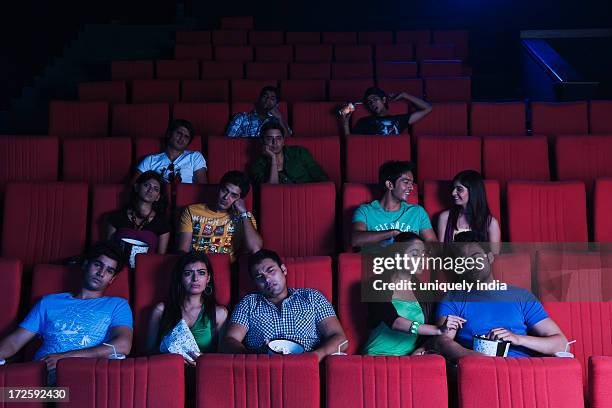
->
left=225, top=86, right=292, bottom=137
left=223, top=249, right=347, bottom=361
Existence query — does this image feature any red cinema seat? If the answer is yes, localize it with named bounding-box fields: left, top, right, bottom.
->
left=375, top=62, right=418, bottom=79
left=345, top=135, right=411, bottom=183
left=259, top=182, right=336, bottom=256
left=280, top=80, right=327, bottom=102
left=0, top=136, right=58, bottom=191
left=0, top=258, right=22, bottom=338
left=212, top=29, right=248, bottom=45
left=482, top=135, right=550, bottom=190
left=415, top=44, right=456, bottom=60
left=174, top=44, right=213, bottom=61
left=326, top=355, right=448, bottom=408
left=458, top=356, right=584, bottom=408
left=590, top=356, right=612, bottom=408
left=111, top=60, right=154, bottom=80
left=337, top=253, right=368, bottom=351
left=322, top=32, right=357, bottom=45
left=155, top=60, right=199, bottom=80
left=196, top=354, right=319, bottom=408
left=556, top=135, right=612, bottom=192
left=56, top=355, right=185, bottom=408
left=417, top=136, right=481, bottom=183
left=590, top=100, right=612, bottom=134
left=62, top=138, right=132, bottom=184
left=133, top=254, right=231, bottom=354
left=78, top=81, right=127, bottom=104
left=200, top=62, right=243, bottom=80
left=376, top=78, right=423, bottom=98
left=214, top=45, right=253, bottom=62
left=231, top=101, right=288, bottom=119
left=411, top=102, right=468, bottom=137
left=396, top=30, right=431, bottom=46
left=470, top=101, right=526, bottom=136
left=49, top=101, right=108, bottom=138
left=492, top=252, right=533, bottom=290
left=433, top=30, right=469, bottom=59
left=292, top=102, right=342, bottom=136
left=220, top=16, right=254, bottom=30
left=420, top=59, right=463, bottom=77
left=175, top=30, right=211, bottom=44
left=332, top=62, right=373, bottom=79
left=89, top=183, right=130, bottom=243
left=506, top=181, right=588, bottom=242
left=2, top=182, right=88, bottom=269
left=375, top=45, right=414, bottom=62
left=111, top=103, right=169, bottom=138
left=131, top=79, right=180, bottom=103
left=173, top=102, right=229, bottom=137
left=238, top=256, right=333, bottom=299
left=284, top=136, right=341, bottom=187
left=255, top=45, right=293, bottom=62
left=289, top=62, right=331, bottom=80
left=594, top=178, right=612, bottom=242
left=249, top=31, right=284, bottom=45
left=531, top=101, right=588, bottom=136
left=245, top=62, right=288, bottom=79
left=134, top=137, right=202, bottom=163
left=286, top=31, right=321, bottom=45
left=206, top=137, right=260, bottom=183
left=358, top=31, right=393, bottom=45
left=231, top=79, right=278, bottom=102
left=425, top=76, right=471, bottom=102
left=329, top=79, right=374, bottom=101
left=0, top=362, right=46, bottom=407
left=295, top=45, right=333, bottom=62
left=334, top=45, right=372, bottom=62
left=181, top=80, right=229, bottom=102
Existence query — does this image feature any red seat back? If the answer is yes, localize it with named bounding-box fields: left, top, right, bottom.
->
left=245, top=62, right=288, bottom=79
left=255, top=45, right=293, bottom=62
left=231, top=79, right=278, bottom=102
left=337, top=253, right=368, bottom=353
left=206, top=137, right=260, bottom=183
left=375, top=45, right=414, bottom=61
left=555, top=134, right=612, bottom=192
left=0, top=136, right=58, bottom=191
left=292, top=102, right=342, bottom=136
left=173, top=102, right=229, bottom=137
left=375, top=62, right=418, bottom=79
left=420, top=59, right=463, bottom=77
left=249, top=31, right=284, bottom=46
left=49, top=101, right=109, bottom=138
left=295, top=45, right=333, bottom=62
left=376, top=78, right=423, bottom=98
left=62, top=138, right=132, bottom=184
left=416, top=135, right=481, bottom=183
left=531, top=101, right=588, bottom=136
left=289, top=62, right=331, bottom=80
left=470, top=101, right=526, bottom=136
left=111, top=60, right=154, bottom=80
left=212, top=29, right=248, bottom=45
left=411, top=102, right=468, bottom=137
left=78, top=81, right=127, bottom=104
left=89, top=184, right=131, bottom=243
left=416, top=44, right=456, bottom=60
left=492, top=252, right=532, bottom=290
left=589, top=356, right=612, bottom=408
left=594, top=178, right=612, bottom=242
left=215, top=45, right=253, bottom=62
left=200, top=62, right=244, bottom=80
left=332, top=62, right=373, bottom=79
left=156, top=60, right=199, bottom=80
left=175, top=30, right=211, bottom=44
left=0, top=258, right=22, bottom=338
left=345, top=135, right=411, bottom=183
left=174, top=44, right=213, bottom=60
left=0, top=362, right=46, bottom=406
left=182, top=80, right=229, bottom=102
left=590, top=100, right=612, bottom=134
left=111, top=103, right=169, bottom=138
left=334, top=45, right=372, bottom=61
left=280, top=80, right=327, bottom=102
left=329, top=79, right=374, bottom=101
left=322, top=32, right=357, bottom=45
left=132, top=80, right=180, bottom=104
left=425, top=76, right=471, bottom=102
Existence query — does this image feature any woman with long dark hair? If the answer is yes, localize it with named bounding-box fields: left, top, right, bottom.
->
left=437, top=170, right=501, bottom=250
left=146, top=252, right=228, bottom=361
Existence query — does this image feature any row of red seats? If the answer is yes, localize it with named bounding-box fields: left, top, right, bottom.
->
left=81, top=77, right=469, bottom=104
left=4, top=354, right=604, bottom=408
left=48, top=100, right=612, bottom=139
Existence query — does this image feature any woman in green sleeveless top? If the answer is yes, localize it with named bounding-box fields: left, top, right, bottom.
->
left=147, top=252, right=228, bottom=363
left=362, top=232, right=465, bottom=356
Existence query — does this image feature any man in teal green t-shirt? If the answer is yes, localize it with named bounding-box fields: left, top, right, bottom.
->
left=351, top=161, right=437, bottom=249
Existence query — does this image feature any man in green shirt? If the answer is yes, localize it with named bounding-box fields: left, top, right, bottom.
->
left=249, top=122, right=329, bottom=184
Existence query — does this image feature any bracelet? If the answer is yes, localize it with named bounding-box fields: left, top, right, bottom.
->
left=409, top=321, right=420, bottom=335
left=239, top=211, right=252, bottom=219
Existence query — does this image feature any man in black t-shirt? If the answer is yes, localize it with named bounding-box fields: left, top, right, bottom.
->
left=340, top=87, right=432, bottom=136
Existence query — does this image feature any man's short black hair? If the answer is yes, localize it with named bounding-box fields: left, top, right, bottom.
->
left=452, top=231, right=490, bottom=257
left=84, top=241, right=126, bottom=274
left=259, top=86, right=280, bottom=101
left=166, top=119, right=195, bottom=143
left=363, top=87, right=387, bottom=102
left=248, top=249, right=283, bottom=277
left=260, top=121, right=285, bottom=138
left=219, top=170, right=251, bottom=198
left=378, top=160, right=416, bottom=191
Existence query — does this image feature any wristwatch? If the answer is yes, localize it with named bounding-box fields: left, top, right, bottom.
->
left=239, top=211, right=252, bottom=219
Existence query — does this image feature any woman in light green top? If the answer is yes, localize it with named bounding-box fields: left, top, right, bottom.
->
left=147, top=252, right=228, bottom=363
left=362, top=232, right=465, bottom=356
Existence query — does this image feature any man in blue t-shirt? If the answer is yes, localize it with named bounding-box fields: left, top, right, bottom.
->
left=0, top=242, right=133, bottom=371
left=435, top=232, right=567, bottom=362
left=351, top=160, right=437, bottom=249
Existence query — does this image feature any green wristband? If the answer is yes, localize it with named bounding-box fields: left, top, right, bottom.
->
left=410, top=321, right=420, bottom=335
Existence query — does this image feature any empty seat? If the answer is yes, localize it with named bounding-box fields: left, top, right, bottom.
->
left=322, top=32, right=357, bottom=45
left=249, top=31, right=284, bottom=45
left=111, top=103, right=169, bottom=138
left=375, top=45, right=414, bottom=61
left=2, top=182, right=88, bottom=269
left=458, top=356, right=584, bottom=408
left=425, top=76, right=471, bottom=102
left=281, top=136, right=341, bottom=186
left=174, top=44, right=213, bottom=60
left=555, top=134, right=612, bottom=191
left=358, top=31, right=393, bottom=45
left=376, top=78, right=423, bottom=98
left=111, top=60, right=154, bottom=80
left=90, top=183, right=130, bottom=242
left=396, top=30, right=431, bottom=45
left=131, top=79, right=180, bottom=103
left=0, top=362, right=46, bottom=406
left=182, top=80, right=229, bottom=102
left=337, top=253, right=368, bottom=349
left=491, top=252, right=533, bottom=290
left=245, top=62, right=288, bottom=79
left=345, top=135, right=411, bottom=183
left=0, top=136, right=58, bottom=191
left=292, top=102, right=341, bottom=136
left=259, top=183, right=336, bottom=256
left=483, top=135, right=550, bottom=189
left=470, top=101, right=526, bottom=136
left=531, top=101, right=588, bottom=136
left=326, top=355, right=448, bottom=408
left=212, top=29, right=248, bottom=45
left=420, top=59, right=463, bottom=77
left=196, top=354, right=319, bottom=408
left=506, top=181, right=588, bottom=242
left=200, top=62, right=244, bottom=80
left=215, top=45, right=253, bottom=62
left=590, top=100, right=612, bottom=134
left=289, top=62, right=331, bottom=80
left=416, top=44, right=456, bottom=60
left=78, top=81, right=127, bottom=104
left=280, top=80, right=327, bottom=102
left=231, top=79, right=278, bottom=102
left=62, top=138, right=132, bottom=184
left=49, top=101, right=109, bottom=138
left=255, top=45, right=293, bottom=62
left=411, top=102, right=468, bottom=137
left=433, top=30, right=469, bottom=59
left=375, top=62, right=418, bottom=78
left=332, top=62, right=373, bottom=79
left=594, top=178, right=612, bottom=242
left=175, top=30, right=211, bottom=44
left=155, top=60, right=199, bottom=80
left=589, top=356, right=612, bottom=408
left=56, top=355, right=185, bottom=407
left=173, top=102, right=229, bottom=137
left=286, top=32, right=321, bottom=45
left=334, top=45, right=372, bottom=62
left=220, top=16, right=254, bottom=30
left=0, top=258, right=22, bottom=338
left=329, top=79, right=374, bottom=101
left=206, top=137, right=259, bottom=182
left=295, top=45, right=333, bottom=62
left=417, top=136, right=481, bottom=183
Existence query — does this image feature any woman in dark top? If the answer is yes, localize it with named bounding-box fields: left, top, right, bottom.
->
left=106, top=170, right=170, bottom=254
